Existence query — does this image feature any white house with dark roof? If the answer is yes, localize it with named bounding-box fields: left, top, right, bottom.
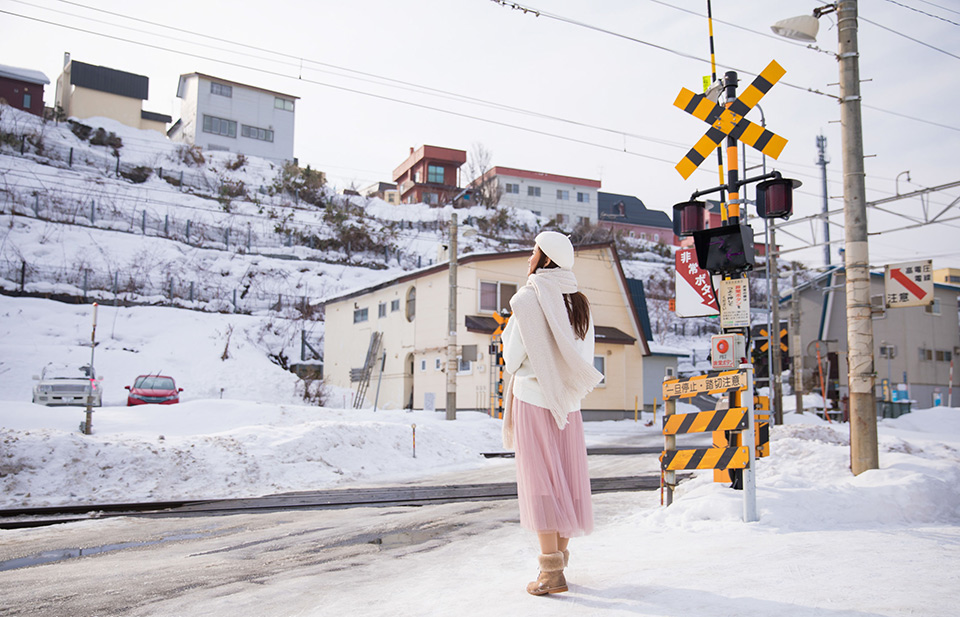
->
left=168, top=73, right=298, bottom=163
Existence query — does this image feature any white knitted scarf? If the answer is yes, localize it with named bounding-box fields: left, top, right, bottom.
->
left=507, top=268, right=604, bottom=432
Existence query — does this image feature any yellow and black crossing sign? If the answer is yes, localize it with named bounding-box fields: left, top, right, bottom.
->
left=662, top=370, right=746, bottom=400
left=661, top=446, right=749, bottom=471
left=662, top=407, right=747, bottom=435
left=491, top=310, right=510, bottom=337
left=673, top=60, right=788, bottom=179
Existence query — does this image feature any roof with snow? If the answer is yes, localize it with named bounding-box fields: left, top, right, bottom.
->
left=0, top=63, right=50, bottom=86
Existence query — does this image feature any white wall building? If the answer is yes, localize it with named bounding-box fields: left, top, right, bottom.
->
left=477, top=166, right=600, bottom=227
left=168, top=73, right=297, bottom=164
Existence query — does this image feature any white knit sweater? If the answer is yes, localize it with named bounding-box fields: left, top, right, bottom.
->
left=502, top=312, right=596, bottom=412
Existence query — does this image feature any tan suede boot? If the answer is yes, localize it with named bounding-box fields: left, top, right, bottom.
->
left=562, top=549, right=569, bottom=567
left=526, top=551, right=567, bottom=596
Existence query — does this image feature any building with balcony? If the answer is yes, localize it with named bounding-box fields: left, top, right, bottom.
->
left=168, top=73, right=297, bottom=164
left=0, top=63, right=49, bottom=117
left=54, top=54, right=171, bottom=133
left=392, top=145, right=467, bottom=205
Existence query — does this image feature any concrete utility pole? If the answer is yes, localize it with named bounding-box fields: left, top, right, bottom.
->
left=837, top=0, right=878, bottom=473
left=770, top=228, right=783, bottom=425
left=446, top=213, right=459, bottom=421
left=791, top=271, right=803, bottom=415
left=816, top=134, right=831, bottom=267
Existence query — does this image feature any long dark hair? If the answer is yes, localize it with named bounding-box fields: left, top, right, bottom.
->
left=535, top=251, right=590, bottom=340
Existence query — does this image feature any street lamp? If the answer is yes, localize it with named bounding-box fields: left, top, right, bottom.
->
left=446, top=212, right=477, bottom=420
left=772, top=0, right=879, bottom=475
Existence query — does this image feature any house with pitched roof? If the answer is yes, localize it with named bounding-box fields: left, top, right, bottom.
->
left=0, top=63, right=49, bottom=117
left=323, top=243, right=676, bottom=418
left=597, top=191, right=676, bottom=245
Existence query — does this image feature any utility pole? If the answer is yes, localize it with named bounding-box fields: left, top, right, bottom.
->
left=446, top=213, right=459, bottom=421
left=791, top=271, right=803, bottom=415
left=770, top=227, right=783, bottom=424
left=837, top=0, right=878, bottom=473
left=816, top=134, right=831, bottom=266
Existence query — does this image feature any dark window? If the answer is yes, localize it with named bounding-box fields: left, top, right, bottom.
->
left=577, top=192, right=590, bottom=203
left=528, top=186, right=541, bottom=197
left=202, top=115, right=237, bottom=138
left=428, top=165, right=445, bottom=183
left=406, top=287, right=416, bottom=322
left=391, top=299, right=400, bottom=312
left=378, top=302, right=387, bottom=318
left=23, top=92, right=31, bottom=109
left=211, top=83, right=232, bottom=97
left=353, top=307, right=369, bottom=323
left=275, top=97, right=294, bottom=111
left=241, top=124, right=274, bottom=142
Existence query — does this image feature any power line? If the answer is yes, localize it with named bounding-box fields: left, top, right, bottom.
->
left=860, top=16, right=960, bottom=60
left=20, top=0, right=690, bottom=151
left=881, top=0, right=960, bottom=26
left=914, top=0, right=960, bottom=17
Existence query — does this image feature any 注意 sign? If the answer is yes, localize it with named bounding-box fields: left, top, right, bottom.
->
left=884, top=260, right=933, bottom=308
left=662, top=370, right=747, bottom=400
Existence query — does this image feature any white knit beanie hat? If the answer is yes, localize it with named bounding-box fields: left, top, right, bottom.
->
left=535, top=231, right=575, bottom=270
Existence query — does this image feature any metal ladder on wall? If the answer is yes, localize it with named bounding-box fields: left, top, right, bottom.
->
left=350, top=331, right=383, bottom=409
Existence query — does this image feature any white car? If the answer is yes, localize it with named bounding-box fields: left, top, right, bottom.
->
left=32, top=364, right=103, bottom=407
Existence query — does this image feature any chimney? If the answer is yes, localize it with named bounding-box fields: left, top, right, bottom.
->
left=409, top=147, right=414, bottom=154
left=63, top=52, right=71, bottom=68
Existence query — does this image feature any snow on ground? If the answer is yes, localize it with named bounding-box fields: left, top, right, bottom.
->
left=2, top=297, right=960, bottom=614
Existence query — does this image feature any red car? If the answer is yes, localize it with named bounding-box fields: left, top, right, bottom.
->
left=125, top=375, right=183, bottom=406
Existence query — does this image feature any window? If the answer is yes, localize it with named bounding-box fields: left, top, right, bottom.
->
left=391, top=299, right=400, bottom=312
left=557, top=190, right=569, bottom=200
left=275, top=97, right=294, bottom=111
left=211, top=83, right=232, bottom=97
left=919, top=348, right=933, bottom=362
left=556, top=213, right=567, bottom=225
left=23, top=92, right=31, bottom=109
left=871, top=294, right=886, bottom=318
left=479, top=281, right=518, bottom=312
left=653, top=233, right=660, bottom=243
left=353, top=307, right=368, bottom=323
left=936, top=350, right=953, bottom=362
left=580, top=216, right=590, bottom=226
left=435, top=358, right=442, bottom=370
left=424, top=192, right=439, bottom=205
left=241, top=125, right=274, bottom=142
left=505, top=183, right=520, bottom=194
left=594, top=356, right=606, bottom=386
left=577, top=192, right=590, bottom=203
left=925, top=298, right=941, bottom=315
left=950, top=275, right=960, bottom=283
left=202, top=115, right=237, bottom=138
left=428, top=165, right=444, bottom=183
left=458, top=357, right=472, bottom=373
left=527, top=186, right=541, bottom=197
left=406, top=287, right=416, bottom=322
left=378, top=302, right=387, bottom=318
left=879, top=344, right=896, bottom=359
left=420, top=359, right=427, bottom=372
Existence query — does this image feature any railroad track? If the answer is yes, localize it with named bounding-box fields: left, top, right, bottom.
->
left=0, top=475, right=666, bottom=530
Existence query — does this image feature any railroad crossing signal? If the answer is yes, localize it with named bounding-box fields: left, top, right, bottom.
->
left=491, top=310, right=510, bottom=336
left=673, top=60, right=789, bottom=179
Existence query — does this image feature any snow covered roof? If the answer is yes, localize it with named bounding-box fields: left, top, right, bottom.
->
left=0, top=63, right=50, bottom=85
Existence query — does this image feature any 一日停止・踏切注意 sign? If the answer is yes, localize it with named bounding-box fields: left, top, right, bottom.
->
left=675, top=247, right=719, bottom=317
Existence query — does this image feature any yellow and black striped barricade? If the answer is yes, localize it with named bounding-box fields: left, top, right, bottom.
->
left=661, top=408, right=750, bottom=472
left=662, top=366, right=759, bottom=522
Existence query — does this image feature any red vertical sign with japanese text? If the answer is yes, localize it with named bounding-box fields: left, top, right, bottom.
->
left=675, top=247, right=719, bottom=317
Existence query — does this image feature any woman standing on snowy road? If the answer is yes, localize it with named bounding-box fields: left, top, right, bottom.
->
left=500, top=231, right=604, bottom=596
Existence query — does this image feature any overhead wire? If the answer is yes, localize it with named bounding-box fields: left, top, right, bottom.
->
left=881, top=0, right=960, bottom=26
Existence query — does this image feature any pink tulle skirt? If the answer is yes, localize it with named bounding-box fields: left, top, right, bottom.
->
left=513, top=398, right=593, bottom=537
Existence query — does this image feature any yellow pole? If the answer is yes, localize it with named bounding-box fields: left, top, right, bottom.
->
left=634, top=395, right=638, bottom=422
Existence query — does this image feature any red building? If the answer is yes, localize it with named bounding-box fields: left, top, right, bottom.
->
left=0, top=64, right=49, bottom=117
left=392, top=145, right=467, bottom=205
